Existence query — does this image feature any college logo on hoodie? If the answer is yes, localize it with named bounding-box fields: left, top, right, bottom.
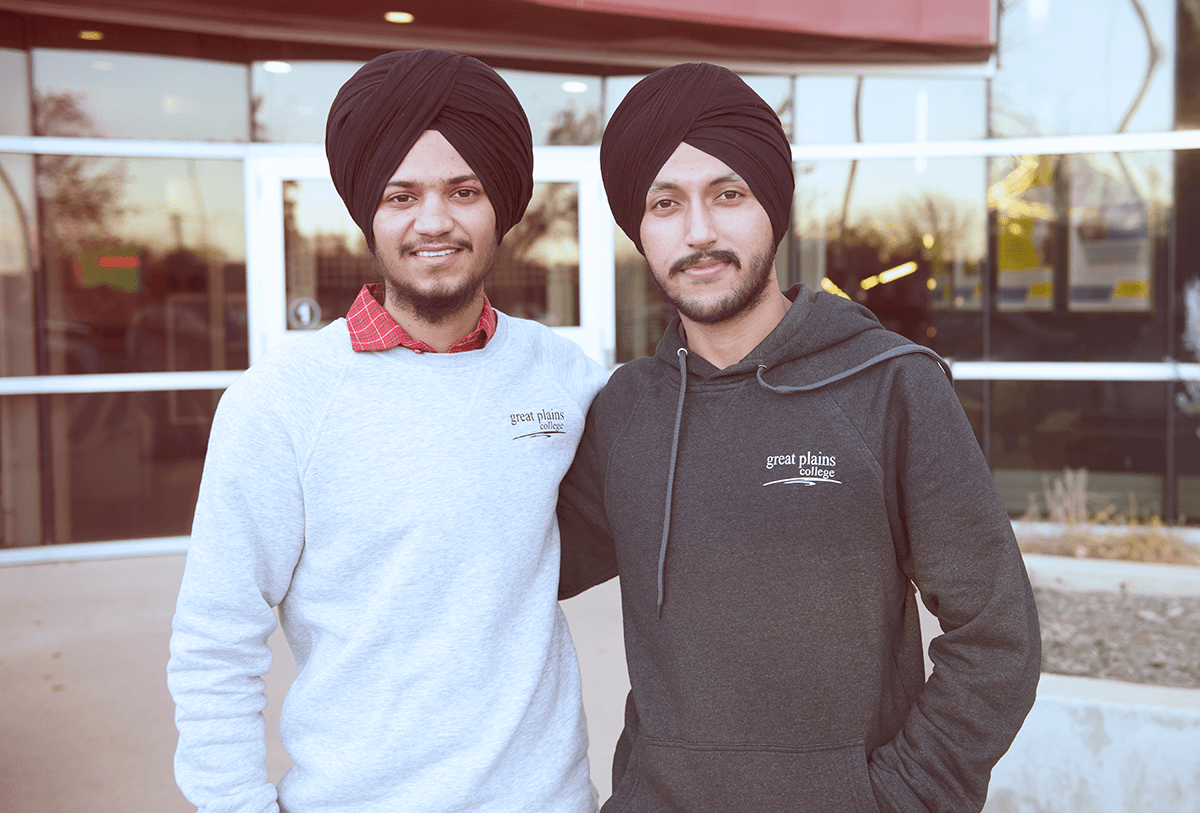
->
left=510, top=408, right=567, bottom=439
left=762, top=452, right=842, bottom=486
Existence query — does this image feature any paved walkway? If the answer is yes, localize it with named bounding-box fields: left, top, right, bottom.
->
left=0, top=553, right=629, bottom=812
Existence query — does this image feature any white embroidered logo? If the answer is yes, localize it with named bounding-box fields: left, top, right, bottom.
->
left=763, top=452, right=842, bottom=486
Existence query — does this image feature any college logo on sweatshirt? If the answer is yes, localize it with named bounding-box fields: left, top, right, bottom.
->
left=510, top=408, right=567, bottom=439
left=762, top=452, right=842, bottom=486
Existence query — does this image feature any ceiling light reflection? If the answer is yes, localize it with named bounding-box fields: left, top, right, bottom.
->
left=384, top=11, right=415, bottom=23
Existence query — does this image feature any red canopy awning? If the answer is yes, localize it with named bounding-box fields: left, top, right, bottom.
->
left=524, top=0, right=993, bottom=47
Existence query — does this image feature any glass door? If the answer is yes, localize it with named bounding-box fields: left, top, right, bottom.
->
left=245, top=145, right=614, bottom=367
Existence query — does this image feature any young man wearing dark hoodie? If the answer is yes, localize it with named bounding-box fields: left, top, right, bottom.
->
left=557, top=62, right=1042, bottom=813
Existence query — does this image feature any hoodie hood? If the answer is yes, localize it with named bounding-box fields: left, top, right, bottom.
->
left=649, top=284, right=950, bottom=614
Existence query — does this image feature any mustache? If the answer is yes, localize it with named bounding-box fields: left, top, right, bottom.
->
left=668, top=249, right=741, bottom=277
left=400, top=237, right=473, bottom=255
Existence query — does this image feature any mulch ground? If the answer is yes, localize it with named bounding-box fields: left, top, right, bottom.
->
left=1034, top=587, right=1200, bottom=689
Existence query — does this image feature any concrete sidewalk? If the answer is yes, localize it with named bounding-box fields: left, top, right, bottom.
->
left=0, top=553, right=630, bottom=813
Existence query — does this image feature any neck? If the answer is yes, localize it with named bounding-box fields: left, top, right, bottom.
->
left=679, top=284, right=790, bottom=370
left=384, top=291, right=486, bottom=353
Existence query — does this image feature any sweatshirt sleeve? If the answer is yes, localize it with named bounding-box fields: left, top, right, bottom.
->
left=866, top=357, right=1041, bottom=813
left=557, top=391, right=620, bottom=600
left=167, top=373, right=307, bottom=813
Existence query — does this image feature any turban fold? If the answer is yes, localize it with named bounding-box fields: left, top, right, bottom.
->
left=600, top=63, right=794, bottom=255
left=325, top=50, right=534, bottom=253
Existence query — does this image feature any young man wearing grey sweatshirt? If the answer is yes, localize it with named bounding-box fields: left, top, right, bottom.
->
left=168, top=50, right=606, bottom=813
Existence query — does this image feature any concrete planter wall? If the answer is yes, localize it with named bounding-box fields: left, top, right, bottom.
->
left=982, top=550, right=1200, bottom=813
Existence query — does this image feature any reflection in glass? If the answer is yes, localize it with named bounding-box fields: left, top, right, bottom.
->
left=32, top=49, right=249, bottom=141
left=990, top=380, right=1167, bottom=520
left=614, top=227, right=673, bottom=363
left=283, top=180, right=581, bottom=329
left=992, top=0, right=1174, bottom=137
left=988, top=151, right=1171, bottom=361
left=794, top=157, right=987, bottom=358
left=251, top=60, right=363, bottom=143
left=796, top=76, right=985, bottom=144
left=30, top=390, right=215, bottom=545
left=499, top=70, right=602, bottom=145
left=36, top=153, right=247, bottom=374
left=1, top=153, right=37, bottom=378
left=0, top=47, right=29, bottom=136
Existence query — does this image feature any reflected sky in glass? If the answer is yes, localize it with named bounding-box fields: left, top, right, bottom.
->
left=252, top=60, right=363, bottom=143
left=993, top=0, right=1175, bottom=136
left=797, top=76, right=986, bottom=143
left=33, top=49, right=249, bottom=141
left=0, top=48, right=29, bottom=136
left=498, top=69, right=602, bottom=145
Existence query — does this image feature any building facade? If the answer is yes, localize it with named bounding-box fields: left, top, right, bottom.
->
left=1, top=0, right=1199, bottom=552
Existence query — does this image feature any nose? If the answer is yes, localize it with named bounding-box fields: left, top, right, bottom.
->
left=685, top=203, right=717, bottom=249
left=413, top=195, right=454, bottom=236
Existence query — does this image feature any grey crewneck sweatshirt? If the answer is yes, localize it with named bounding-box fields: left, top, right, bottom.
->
left=169, top=313, right=608, bottom=813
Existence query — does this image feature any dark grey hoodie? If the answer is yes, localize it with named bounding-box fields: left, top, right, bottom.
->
left=558, top=284, right=1041, bottom=813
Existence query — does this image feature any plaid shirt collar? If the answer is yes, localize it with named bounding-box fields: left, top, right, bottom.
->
left=346, top=284, right=497, bottom=354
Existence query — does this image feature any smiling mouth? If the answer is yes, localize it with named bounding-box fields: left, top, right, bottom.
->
left=414, top=248, right=458, bottom=258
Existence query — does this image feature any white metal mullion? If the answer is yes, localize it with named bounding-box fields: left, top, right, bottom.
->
left=0, top=135, right=250, bottom=159
left=788, top=130, right=1200, bottom=161
left=948, top=361, right=1200, bottom=382
left=0, top=371, right=242, bottom=395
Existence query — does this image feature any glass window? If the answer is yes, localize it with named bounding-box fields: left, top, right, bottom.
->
left=988, top=150, right=1171, bottom=361
left=1, top=153, right=37, bottom=379
left=251, top=60, right=363, bottom=143
left=991, top=380, right=1168, bottom=521
left=36, top=155, right=247, bottom=374
left=993, top=0, right=1175, bottom=137
left=0, top=389, right=218, bottom=546
left=796, top=75, right=986, bottom=143
left=282, top=179, right=581, bottom=330
left=614, top=226, right=672, bottom=363
left=32, top=49, right=249, bottom=141
left=794, top=156, right=988, bottom=358
left=0, top=47, right=29, bottom=136
left=498, top=70, right=602, bottom=146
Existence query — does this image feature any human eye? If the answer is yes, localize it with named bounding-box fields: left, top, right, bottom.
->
left=717, top=188, right=744, bottom=202
left=385, top=190, right=416, bottom=205
left=648, top=197, right=677, bottom=212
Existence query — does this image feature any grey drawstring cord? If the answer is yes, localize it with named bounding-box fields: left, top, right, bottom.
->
left=755, top=345, right=952, bottom=393
left=657, top=346, right=688, bottom=617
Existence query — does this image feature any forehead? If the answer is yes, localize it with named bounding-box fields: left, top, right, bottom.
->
left=387, top=129, right=475, bottom=184
left=650, top=141, right=741, bottom=189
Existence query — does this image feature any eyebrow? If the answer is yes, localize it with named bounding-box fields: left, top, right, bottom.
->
left=647, top=171, right=746, bottom=193
left=384, top=173, right=480, bottom=189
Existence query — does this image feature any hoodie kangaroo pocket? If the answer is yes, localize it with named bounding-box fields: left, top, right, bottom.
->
left=610, top=736, right=880, bottom=813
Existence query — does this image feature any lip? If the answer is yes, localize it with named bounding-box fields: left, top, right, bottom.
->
left=678, top=261, right=728, bottom=280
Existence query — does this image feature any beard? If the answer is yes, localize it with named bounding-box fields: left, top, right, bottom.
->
left=651, top=246, right=776, bottom=325
left=374, top=237, right=495, bottom=324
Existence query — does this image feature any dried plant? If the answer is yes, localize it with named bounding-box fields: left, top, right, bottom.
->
left=1021, top=467, right=1200, bottom=566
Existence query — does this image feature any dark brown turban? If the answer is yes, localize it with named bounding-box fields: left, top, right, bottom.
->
left=600, top=63, right=794, bottom=255
left=325, top=50, right=534, bottom=254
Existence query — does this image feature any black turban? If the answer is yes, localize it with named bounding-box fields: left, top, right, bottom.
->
left=325, top=50, right=534, bottom=254
left=600, top=63, right=794, bottom=255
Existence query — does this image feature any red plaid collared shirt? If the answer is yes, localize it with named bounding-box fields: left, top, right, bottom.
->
left=346, top=284, right=497, bottom=354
